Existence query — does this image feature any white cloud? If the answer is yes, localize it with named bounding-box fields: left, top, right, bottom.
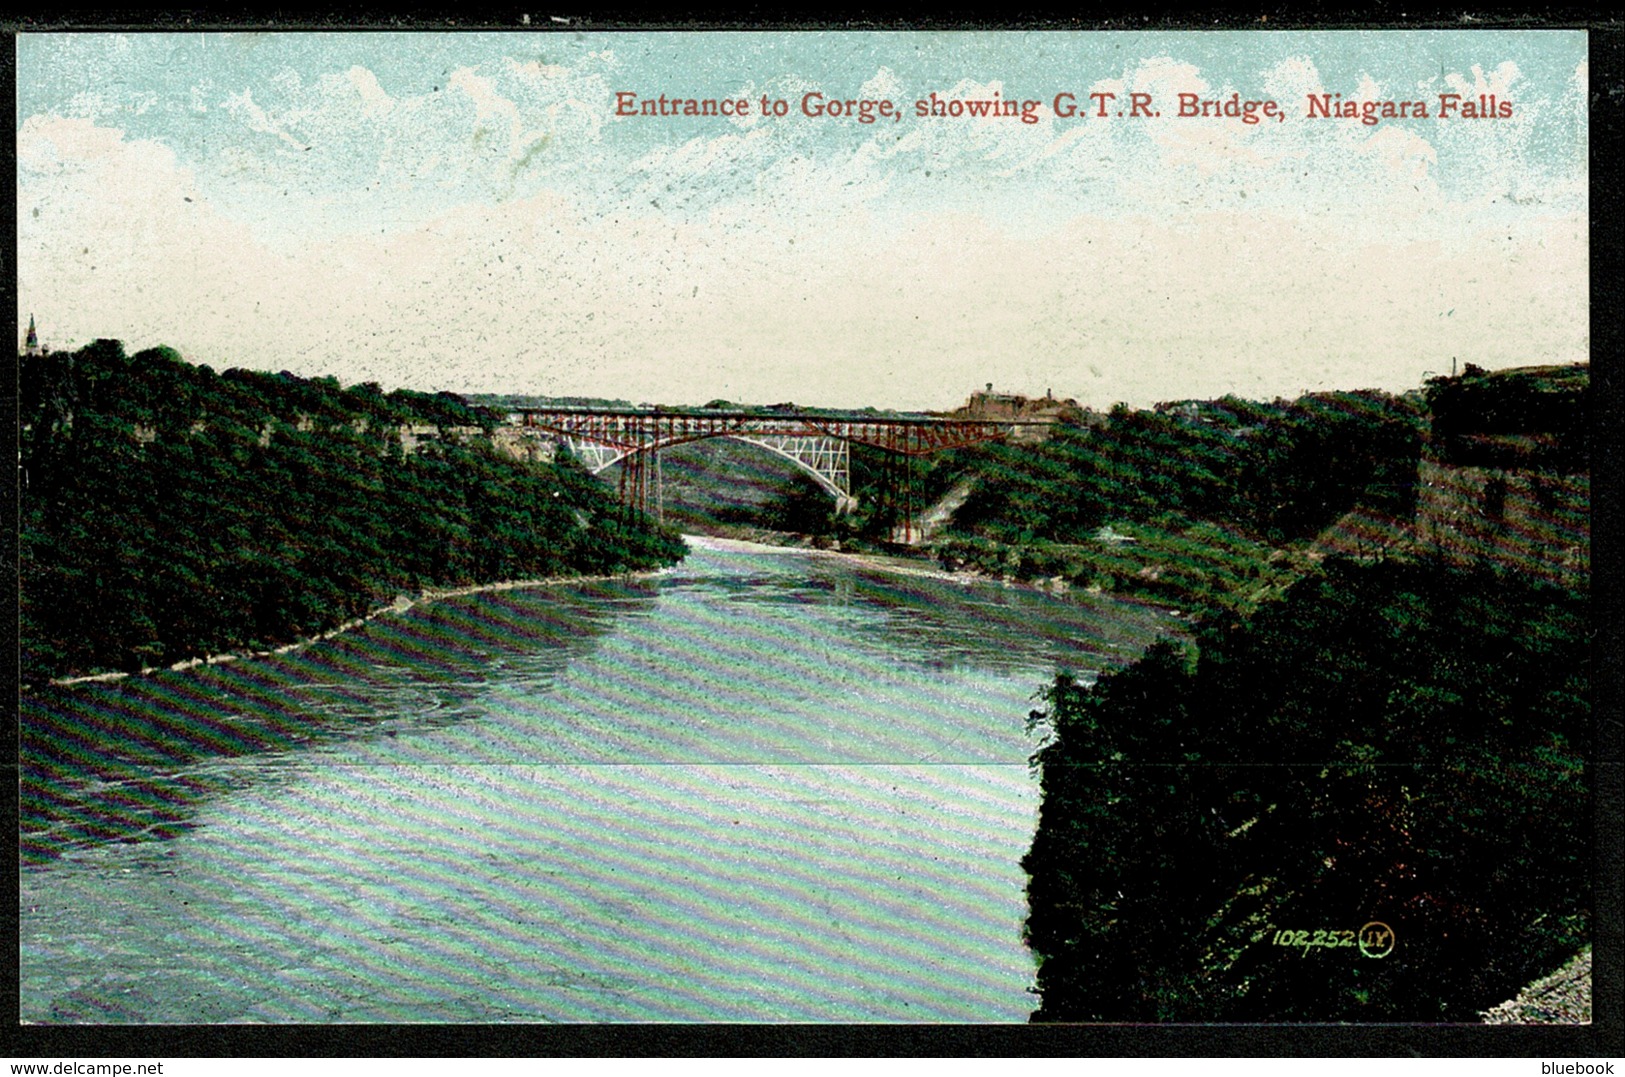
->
left=1362, top=125, right=1439, bottom=185
left=1445, top=60, right=1521, bottom=100
left=860, top=66, right=903, bottom=101
left=1261, top=55, right=1324, bottom=102
left=448, top=65, right=523, bottom=144
left=345, top=65, right=394, bottom=119
left=1130, top=56, right=1211, bottom=100
left=1353, top=73, right=1386, bottom=102
left=222, top=86, right=309, bottom=150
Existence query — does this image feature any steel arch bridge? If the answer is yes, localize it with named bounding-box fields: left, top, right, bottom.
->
left=513, top=407, right=1040, bottom=540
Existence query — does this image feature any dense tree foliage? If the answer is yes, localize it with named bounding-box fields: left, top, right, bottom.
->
left=20, top=342, right=685, bottom=683
left=950, top=390, right=1423, bottom=548
left=1023, top=558, right=1590, bottom=1021
left=1425, top=363, right=1589, bottom=471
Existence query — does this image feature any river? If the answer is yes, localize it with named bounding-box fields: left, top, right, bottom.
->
left=20, top=537, right=1177, bottom=1023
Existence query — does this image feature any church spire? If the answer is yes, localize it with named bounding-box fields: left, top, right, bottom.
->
left=23, top=314, right=40, bottom=356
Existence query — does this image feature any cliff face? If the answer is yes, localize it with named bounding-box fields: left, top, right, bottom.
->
left=1415, top=363, right=1589, bottom=589
left=1416, top=457, right=1588, bottom=587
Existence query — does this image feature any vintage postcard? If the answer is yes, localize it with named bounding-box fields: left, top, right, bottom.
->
left=16, top=25, right=1596, bottom=1043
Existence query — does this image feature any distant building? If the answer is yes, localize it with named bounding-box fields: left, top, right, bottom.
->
left=22, top=314, right=40, bottom=356
left=1415, top=363, right=1588, bottom=587
left=947, top=385, right=1089, bottom=443
left=963, top=387, right=1027, bottom=420
left=956, top=385, right=1083, bottom=422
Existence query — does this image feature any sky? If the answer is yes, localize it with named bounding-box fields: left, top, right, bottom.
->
left=16, top=30, right=1589, bottom=410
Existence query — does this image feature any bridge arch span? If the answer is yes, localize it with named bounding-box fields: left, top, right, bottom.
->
left=571, top=432, right=856, bottom=512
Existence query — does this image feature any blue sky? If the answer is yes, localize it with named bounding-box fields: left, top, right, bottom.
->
left=17, top=30, right=1588, bottom=408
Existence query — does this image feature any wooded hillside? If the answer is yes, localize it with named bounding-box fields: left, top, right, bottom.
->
left=20, top=341, right=685, bottom=683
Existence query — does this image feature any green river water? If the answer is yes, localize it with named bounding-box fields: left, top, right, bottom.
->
left=20, top=537, right=1175, bottom=1023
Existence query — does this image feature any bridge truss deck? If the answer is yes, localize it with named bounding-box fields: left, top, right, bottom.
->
left=512, top=408, right=1047, bottom=541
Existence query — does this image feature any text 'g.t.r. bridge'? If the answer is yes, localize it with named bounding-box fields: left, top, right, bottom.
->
left=511, top=406, right=1045, bottom=534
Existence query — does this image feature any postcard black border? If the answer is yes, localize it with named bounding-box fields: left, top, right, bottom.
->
left=3, top=7, right=1620, bottom=1060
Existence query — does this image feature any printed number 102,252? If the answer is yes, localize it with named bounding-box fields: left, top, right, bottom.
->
left=1273, top=929, right=1357, bottom=951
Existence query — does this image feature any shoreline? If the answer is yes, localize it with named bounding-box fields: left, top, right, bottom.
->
left=44, top=531, right=1187, bottom=690
left=682, top=532, right=968, bottom=581
left=683, top=531, right=1187, bottom=616
left=45, top=566, right=674, bottom=689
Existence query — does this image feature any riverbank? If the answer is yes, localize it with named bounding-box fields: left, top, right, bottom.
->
left=47, top=565, right=676, bottom=689
left=683, top=532, right=1189, bottom=620
left=1024, top=555, right=1592, bottom=1021
left=47, top=524, right=1215, bottom=691
left=932, top=522, right=1318, bottom=622
left=686, top=532, right=966, bottom=582
left=690, top=516, right=1303, bottom=620
left=47, top=525, right=1193, bottom=692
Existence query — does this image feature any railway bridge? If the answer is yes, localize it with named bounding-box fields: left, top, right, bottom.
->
left=511, top=407, right=1046, bottom=541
